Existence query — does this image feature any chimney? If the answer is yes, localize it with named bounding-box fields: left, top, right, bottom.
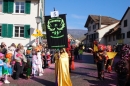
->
left=99, top=15, right=101, bottom=29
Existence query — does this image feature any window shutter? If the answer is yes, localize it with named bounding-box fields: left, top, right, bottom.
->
left=1, top=24, right=8, bottom=37
left=7, top=24, right=13, bottom=38
left=8, top=0, right=14, bottom=13
left=25, top=1, right=31, bottom=14
left=24, top=25, right=30, bottom=38
left=3, top=0, right=8, bottom=13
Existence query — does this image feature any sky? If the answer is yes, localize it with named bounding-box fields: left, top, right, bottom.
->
left=45, top=0, right=130, bottom=30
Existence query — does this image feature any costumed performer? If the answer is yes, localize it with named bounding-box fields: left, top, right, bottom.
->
left=70, top=45, right=75, bottom=70
left=2, top=54, right=10, bottom=83
left=0, top=53, right=4, bottom=85
left=46, top=51, right=51, bottom=67
left=105, top=45, right=114, bottom=73
left=96, top=44, right=106, bottom=80
left=54, top=48, right=72, bottom=86
left=93, top=41, right=98, bottom=63
left=66, top=39, right=72, bottom=72
left=32, top=51, right=39, bottom=77
left=5, top=49, right=13, bottom=76
left=115, top=44, right=130, bottom=86
left=36, top=47, right=43, bottom=76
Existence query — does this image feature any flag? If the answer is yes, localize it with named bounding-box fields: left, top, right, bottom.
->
left=45, top=14, right=68, bottom=49
left=31, top=29, right=43, bottom=37
left=94, top=44, right=98, bottom=52
left=106, top=52, right=117, bottom=59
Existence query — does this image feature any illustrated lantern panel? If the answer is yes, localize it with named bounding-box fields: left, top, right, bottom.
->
left=45, top=14, right=68, bottom=49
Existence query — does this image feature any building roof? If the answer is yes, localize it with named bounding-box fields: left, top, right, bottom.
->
left=119, top=7, right=130, bottom=25
left=79, top=36, right=86, bottom=41
left=103, top=24, right=120, bottom=37
left=84, top=15, right=119, bottom=28
left=95, top=22, right=119, bottom=31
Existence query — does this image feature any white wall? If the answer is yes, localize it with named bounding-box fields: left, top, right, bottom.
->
left=106, top=35, right=117, bottom=46
left=0, top=0, right=43, bottom=47
left=97, top=22, right=119, bottom=45
left=120, top=9, right=130, bottom=44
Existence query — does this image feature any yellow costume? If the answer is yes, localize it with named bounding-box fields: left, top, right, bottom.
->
left=55, top=51, right=72, bottom=86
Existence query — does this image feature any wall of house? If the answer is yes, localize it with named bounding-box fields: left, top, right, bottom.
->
left=0, top=0, right=43, bottom=47
left=97, top=22, right=119, bottom=45
left=121, top=9, right=130, bottom=44
left=106, top=35, right=117, bottom=46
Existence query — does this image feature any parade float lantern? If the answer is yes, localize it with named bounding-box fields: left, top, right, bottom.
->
left=45, top=14, right=68, bottom=49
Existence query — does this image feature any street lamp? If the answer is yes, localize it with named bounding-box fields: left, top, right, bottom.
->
left=35, top=16, right=41, bottom=45
left=35, top=16, right=41, bottom=24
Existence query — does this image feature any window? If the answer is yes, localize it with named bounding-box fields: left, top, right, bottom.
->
left=124, top=20, right=127, bottom=27
left=127, top=31, right=130, bottom=38
left=15, top=2, right=25, bottom=13
left=88, top=26, right=91, bottom=31
left=0, top=26, right=1, bottom=36
left=108, top=36, right=111, bottom=42
left=113, top=35, right=115, bottom=41
left=14, top=26, right=24, bottom=37
left=0, top=1, right=2, bottom=12
left=96, top=33, right=99, bottom=38
left=93, top=25, right=96, bottom=29
left=91, top=20, right=93, bottom=24
left=121, top=33, right=125, bottom=39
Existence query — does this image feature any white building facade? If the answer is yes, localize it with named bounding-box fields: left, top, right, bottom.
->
left=120, top=7, right=130, bottom=44
left=84, top=15, right=119, bottom=47
left=0, top=0, right=44, bottom=47
left=96, top=22, right=119, bottom=45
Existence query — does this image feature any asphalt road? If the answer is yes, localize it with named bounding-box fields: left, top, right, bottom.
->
left=2, top=52, right=119, bottom=86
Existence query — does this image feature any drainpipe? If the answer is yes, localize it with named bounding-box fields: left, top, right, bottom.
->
left=37, top=0, right=40, bottom=45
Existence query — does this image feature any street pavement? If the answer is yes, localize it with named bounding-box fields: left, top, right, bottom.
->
left=2, top=52, right=120, bottom=86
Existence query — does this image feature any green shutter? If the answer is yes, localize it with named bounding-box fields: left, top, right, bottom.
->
left=7, top=24, right=13, bottom=38
left=1, top=24, right=8, bottom=37
left=8, top=0, right=14, bottom=13
left=24, top=25, right=30, bottom=38
left=3, top=0, right=8, bottom=13
left=25, top=1, right=31, bottom=14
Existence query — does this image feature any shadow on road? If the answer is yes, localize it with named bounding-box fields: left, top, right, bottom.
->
left=31, top=77, right=55, bottom=86
left=75, top=55, right=95, bottom=64
left=84, top=78, right=117, bottom=86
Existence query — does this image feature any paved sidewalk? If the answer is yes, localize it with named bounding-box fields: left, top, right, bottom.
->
left=2, top=52, right=118, bottom=86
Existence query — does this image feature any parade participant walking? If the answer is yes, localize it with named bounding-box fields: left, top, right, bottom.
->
left=78, top=46, right=83, bottom=60
left=92, top=41, right=98, bottom=63
left=74, top=45, right=79, bottom=60
left=115, top=44, right=130, bottom=86
left=105, top=45, right=114, bottom=73
left=54, top=48, right=72, bottom=86
left=96, top=44, right=106, bottom=80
